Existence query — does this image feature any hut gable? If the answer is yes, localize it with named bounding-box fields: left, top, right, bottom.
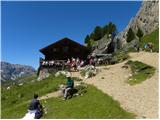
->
left=40, top=37, right=90, bottom=60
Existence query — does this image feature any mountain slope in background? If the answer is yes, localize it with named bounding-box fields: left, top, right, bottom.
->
left=115, top=1, right=159, bottom=47
left=1, top=61, right=36, bottom=81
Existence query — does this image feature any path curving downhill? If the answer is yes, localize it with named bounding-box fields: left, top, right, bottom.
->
left=72, top=52, right=159, bottom=118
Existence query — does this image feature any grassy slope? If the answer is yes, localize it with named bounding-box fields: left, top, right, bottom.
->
left=140, top=28, right=159, bottom=52
left=2, top=75, right=135, bottom=119
left=1, top=74, right=37, bottom=87
left=126, top=60, right=155, bottom=85
left=1, top=75, right=66, bottom=118
left=110, top=50, right=129, bottom=64
left=42, top=85, right=135, bottom=119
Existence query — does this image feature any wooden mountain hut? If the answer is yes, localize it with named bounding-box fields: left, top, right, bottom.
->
left=39, top=37, right=91, bottom=68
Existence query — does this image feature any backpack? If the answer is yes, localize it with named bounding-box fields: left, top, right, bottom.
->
left=35, top=110, right=43, bottom=119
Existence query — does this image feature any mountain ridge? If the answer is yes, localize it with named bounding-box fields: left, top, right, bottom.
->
left=0, top=61, right=36, bottom=81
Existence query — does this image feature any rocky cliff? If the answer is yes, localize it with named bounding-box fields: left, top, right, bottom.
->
left=115, top=1, right=159, bottom=47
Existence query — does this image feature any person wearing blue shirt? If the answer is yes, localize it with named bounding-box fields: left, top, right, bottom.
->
left=28, top=94, right=43, bottom=119
left=63, top=76, right=74, bottom=100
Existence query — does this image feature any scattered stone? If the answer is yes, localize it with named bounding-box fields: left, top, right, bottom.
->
left=76, top=83, right=81, bottom=86
left=55, top=71, right=71, bottom=77
left=81, top=65, right=97, bottom=79
left=142, top=116, right=147, bottom=119
left=6, top=86, right=10, bottom=90
left=18, top=83, right=23, bottom=86
left=18, top=94, right=23, bottom=98
left=122, top=65, right=129, bottom=69
left=104, top=66, right=110, bottom=70
left=75, top=93, right=79, bottom=96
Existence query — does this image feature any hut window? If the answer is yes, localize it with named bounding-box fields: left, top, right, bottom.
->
left=74, top=48, right=79, bottom=52
left=53, top=48, right=57, bottom=52
left=63, top=46, right=68, bottom=53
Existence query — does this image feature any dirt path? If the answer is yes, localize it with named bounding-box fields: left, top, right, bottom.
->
left=39, top=81, right=80, bottom=100
left=72, top=52, right=159, bottom=118
left=39, top=90, right=62, bottom=100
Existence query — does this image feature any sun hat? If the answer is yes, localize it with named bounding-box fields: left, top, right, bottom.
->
left=66, top=72, right=71, bottom=77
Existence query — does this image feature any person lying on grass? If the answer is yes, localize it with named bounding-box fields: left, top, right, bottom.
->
left=63, top=75, right=74, bottom=100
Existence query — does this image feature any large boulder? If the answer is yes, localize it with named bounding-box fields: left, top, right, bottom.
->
left=37, top=68, right=50, bottom=81
left=80, top=65, right=97, bottom=79
left=91, top=34, right=114, bottom=56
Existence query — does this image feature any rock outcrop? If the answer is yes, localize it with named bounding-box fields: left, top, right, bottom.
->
left=37, top=68, right=50, bottom=81
left=114, top=1, right=159, bottom=47
left=91, top=34, right=115, bottom=59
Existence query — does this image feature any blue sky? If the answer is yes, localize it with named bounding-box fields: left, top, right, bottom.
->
left=1, top=1, right=141, bottom=69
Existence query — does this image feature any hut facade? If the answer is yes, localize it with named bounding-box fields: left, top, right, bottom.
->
left=39, top=37, right=90, bottom=67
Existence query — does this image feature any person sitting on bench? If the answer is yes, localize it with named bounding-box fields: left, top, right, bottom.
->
left=63, top=75, right=74, bottom=100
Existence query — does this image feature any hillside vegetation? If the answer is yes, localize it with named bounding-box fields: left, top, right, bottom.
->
left=140, top=28, right=159, bottom=52
left=1, top=75, right=135, bottom=119
left=2, top=74, right=37, bottom=87
left=41, top=85, right=135, bottom=119
left=1, top=75, right=66, bottom=118
left=84, top=22, right=117, bottom=47
left=126, top=60, right=155, bottom=85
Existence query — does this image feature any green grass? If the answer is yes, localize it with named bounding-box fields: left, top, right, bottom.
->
left=16, top=74, right=37, bottom=83
left=126, top=60, right=155, bottom=85
left=80, top=69, right=86, bottom=76
left=2, top=85, right=135, bottom=119
left=127, top=47, right=138, bottom=52
left=1, top=74, right=37, bottom=87
left=1, top=75, right=66, bottom=117
left=140, top=28, right=159, bottom=52
left=42, top=85, right=135, bottom=119
left=110, top=50, right=129, bottom=64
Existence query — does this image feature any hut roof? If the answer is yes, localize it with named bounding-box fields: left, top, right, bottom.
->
left=39, top=37, right=90, bottom=60
left=40, top=38, right=88, bottom=53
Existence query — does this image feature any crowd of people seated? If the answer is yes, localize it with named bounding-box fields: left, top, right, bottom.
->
left=40, top=54, right=112, bottom=71
left=65, top=58, right=85, bottom=71
left=41, top=60, right=66, bottom=66
left=40, top=57, right=85, bottom=71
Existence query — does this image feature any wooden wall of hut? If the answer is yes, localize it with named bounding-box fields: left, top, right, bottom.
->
left=40, top=38, right=91, bottom=60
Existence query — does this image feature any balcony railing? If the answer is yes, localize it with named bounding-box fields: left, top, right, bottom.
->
left=40, top=59, right=67, bottom=67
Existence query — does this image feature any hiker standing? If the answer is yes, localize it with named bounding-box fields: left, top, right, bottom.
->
left=89, top=57, right=94, bottom=65
left=76, top=58, right=81, bottom=70
left=71, top=58, right=77, bottom=71
left=66, top=58, right=71, bottom=71
left=148, top=42, right=153, bottom=52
